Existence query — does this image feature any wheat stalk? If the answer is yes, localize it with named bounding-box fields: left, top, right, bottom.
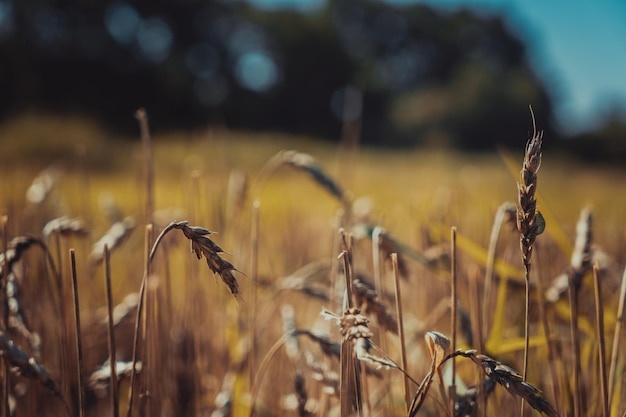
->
left=408, top=331, right=451, bottom=417
left=449, top=349, right=559, bottom=417
left=127, top=220, right=241, bottom=417
left=88, top=360, right=142, bottom=396
left=608, top=265, right=626, bottom=407
left=43, top=217, right=89, bottom=238
left=69, top=249, right=85, bottom=417
left=352, top=275, right=397, bottom=334
left=593, top=263, right=608, bottom=417
left=516, top=111, right=544, bottom=415
left=1, top=215, right=8, bottom=417
left=545, top=207, right=592, bottom=303
left=90, top=217, right=136, bottom=264
left=103, top=245, right=119, bottom=417
left=0, top=330, right=64, bottom=401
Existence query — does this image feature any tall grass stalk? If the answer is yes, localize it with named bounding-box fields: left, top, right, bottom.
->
left=568, top=268, right=582, bottom=417
left=69, top=249, right=85, bottom=417
left=248, top=201, right=259, bottom=389
left=127, top=224, right=153, bottom=417
left=608, top=265, right=626, bottom=406
left=136, top=108, right=153, bottom=226
left=371, top=226, right=394, bottom=417
left=449, top=226, right=457, bottom=417
left=593, top=263, right=608, bottom=417
left=103, top=245, right=120, bottom=417
left=532, top=248, right=561, bottom=415
left=1, top=215, right=9, bottom=417
left=391, top=253, right=410, bottom=413
left=482, top=202, right=515, bottom=339
left=141, top=225, right=154, bottom=416
left=516, top=111, right=543, bottom=416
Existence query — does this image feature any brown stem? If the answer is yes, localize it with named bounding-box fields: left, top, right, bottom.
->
left=608, top=265, right=626, bottom=407
left=104, top=245, right=120, bottom=417
left=593, top=264, right=608, bottom=417
left=392, top=253, right=410, bottom=413
left=1, top=215, right=9, bottom=417
left=449, top=226, right=457, bottom=416
left=69, top=249, right=85, bottom=417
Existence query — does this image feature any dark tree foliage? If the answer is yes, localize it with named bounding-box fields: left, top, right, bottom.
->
left=0, top=0, right=557, bottom=149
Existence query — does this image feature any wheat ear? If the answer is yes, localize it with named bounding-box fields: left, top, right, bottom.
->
left=127, top=221, right=242, bottom=415
left=449, top=349, right=559, bottom=417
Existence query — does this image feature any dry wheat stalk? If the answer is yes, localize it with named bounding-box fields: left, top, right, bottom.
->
left=1, top=236, right=48, bottom=358
left=352, top=276, right=397, bottom=334
left=322, top=308, right=401, bottom=371
left=173, top=221, right=240, bottom=296
left=517, top=127, right=544, bottom=271
left=43, top=216, right=89, bottom=238
left=257, top=150, right=349, bottom=212
left=0, top=330, right=63, bottom=400
left=88, top=360, right=142, bottom=398
left=454, top=378, right=496, bottom=417
left=98, top=292, right=139, bottom=328
left=26, top=165, right=61, bottom=205
left=294, top=373, right=313, bottom=417
left=408, top=331, right=451, bottom=417
left=352, top=223, right=433, bottom=275
left=212, top=372, right=235, bottom=417
left=280, top=150, right=348, bottom=205
left=274, top=259, right=333, bottom=301
left=516, top=117, right=544, bottom=406
left=292, top=329, right=340, bottom=359
left=450, top=349, right=559, bottom=417
left=546, top=207, right=592, bottom=303
left=90, top=217, right=136, bottom=264
left=304, top=352, right=339, bottom=396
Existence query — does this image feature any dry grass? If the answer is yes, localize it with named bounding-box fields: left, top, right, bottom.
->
left=0, top=114, right=626, bottom=417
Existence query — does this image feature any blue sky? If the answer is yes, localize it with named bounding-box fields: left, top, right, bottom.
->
left=250, top=0, right=626, bottom=135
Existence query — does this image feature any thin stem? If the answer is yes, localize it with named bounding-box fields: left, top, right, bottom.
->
left=248, top=201, right=259, bottom=390
left=608, top=265, right=626, bottom=406
left=568, top=270, right=582, bottom=417
left=533, top=248, right=561, bottom=415
left=70, top=249, right=85, bottom=417
left=483, top=202, right=514, bottom=339
left=1, top=215, right=10, bottom=417
left=391, top=253, right=410, bottom=413
left=521, top=261, right=531, bottom=417
left=136, top=108, right=153, bottom=226
left=593, top=263, right=608, bottom=417
left=104, top=245, right=120, bottom=417
left=449, top=227, right=457, bottom=417
left=142, top=225, right=154, bottom=415
left=126, top=221, right=180, bottom=417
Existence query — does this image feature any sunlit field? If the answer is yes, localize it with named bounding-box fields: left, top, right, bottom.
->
left=1, top=114, right=625, bottom=417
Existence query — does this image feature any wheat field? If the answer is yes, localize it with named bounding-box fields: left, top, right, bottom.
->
left=1, top=113, right=625, bottom=417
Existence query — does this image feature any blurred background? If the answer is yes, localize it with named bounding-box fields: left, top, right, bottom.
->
left=1, top=0, right=625, bottom=160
